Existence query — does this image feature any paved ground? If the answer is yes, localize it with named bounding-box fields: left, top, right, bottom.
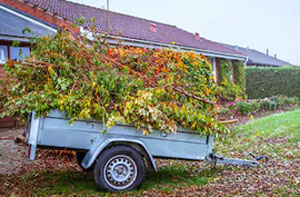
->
left=0, top=129, right=36, bottom=175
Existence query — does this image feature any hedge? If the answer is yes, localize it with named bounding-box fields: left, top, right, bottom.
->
left=246, top=66, right=300, bottom=99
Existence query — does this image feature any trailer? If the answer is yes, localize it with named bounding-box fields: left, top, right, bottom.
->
left=24, top=110, right=266, bottom=192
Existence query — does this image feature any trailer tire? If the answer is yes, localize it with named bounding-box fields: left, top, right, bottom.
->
left=93, top=146, right=145, bottom=192
left=76, top=151, right=92, bottom=172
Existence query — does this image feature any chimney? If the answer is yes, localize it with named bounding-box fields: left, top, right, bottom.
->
left=106, top=0, right=109, bottom=10
left=266, top=49, right=269, bottom=56
left=195, top=32, right=200, bottom=40
left=274, top=54, right=277, bottom=59
left=150, top=23, right=156, bottom=32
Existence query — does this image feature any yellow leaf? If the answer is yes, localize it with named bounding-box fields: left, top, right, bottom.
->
left=48, top=66, right=56, bottom=77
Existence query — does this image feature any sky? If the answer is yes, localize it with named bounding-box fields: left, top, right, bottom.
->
left=69, top=0, right=300, bottom=65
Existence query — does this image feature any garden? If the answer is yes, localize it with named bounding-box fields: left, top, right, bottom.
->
left=1, top=108, right=299, bottom=196
left=0, top=21, right=300, bottom=196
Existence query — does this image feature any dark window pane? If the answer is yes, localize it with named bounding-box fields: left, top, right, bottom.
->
left=0, top=45, right=8, bottom=64
left=10, top=47, right=30, bottom=62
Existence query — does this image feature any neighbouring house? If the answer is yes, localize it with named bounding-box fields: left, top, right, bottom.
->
left=0, top=0, right=247, bottom=78
left=223, top=44, right=292, bottom=67
left=0, top=3, right=57, bottom=128
left=0, top=0, right=247, bottom=127
left=0, top=3, right=56, bottom=66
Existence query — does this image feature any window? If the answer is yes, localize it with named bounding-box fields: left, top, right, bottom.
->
left=10, top=47, right=30, bottom=62
left=0, top=45, right=8, bottom=64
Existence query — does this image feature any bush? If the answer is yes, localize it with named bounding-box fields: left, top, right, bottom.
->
left=234, top=96, right=299, bottom=115
left=246, top=66, right=300, bottom=99
left=218, top=107, right=233, bottom=117
left=236, top=101, right=253, bottom=115
left=260, top=99, right=278, bottom=110
left=235, top=100, right=260, bottom=115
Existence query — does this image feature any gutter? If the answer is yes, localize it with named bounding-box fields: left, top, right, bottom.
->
left=109, top=36, right=247, bottom=61
left=0, top=33, right=32, bottom=42
left=81, top=28, right=246, bottom=61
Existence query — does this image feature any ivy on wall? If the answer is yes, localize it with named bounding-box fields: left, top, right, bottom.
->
left=216, top=59, right=246, bottom=100
left=233, top=60, right=246, bottom=92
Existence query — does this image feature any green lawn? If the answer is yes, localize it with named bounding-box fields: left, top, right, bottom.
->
left=3, top=109, right=300, bottom=196
left=237, top=109, right=300, bottom=139
left=216, top=109, right=300, bottom=157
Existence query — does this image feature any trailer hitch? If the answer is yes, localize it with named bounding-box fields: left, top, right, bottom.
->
left=208, top=153, right=268, bottom=167
left=248, top=152, right=268, bottom=166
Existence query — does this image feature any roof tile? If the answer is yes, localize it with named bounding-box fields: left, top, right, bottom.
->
left=21, top=0, right=244, bottom=56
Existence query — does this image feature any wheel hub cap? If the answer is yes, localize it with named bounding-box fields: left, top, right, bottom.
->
left=103, top=155, right=138, bottom=190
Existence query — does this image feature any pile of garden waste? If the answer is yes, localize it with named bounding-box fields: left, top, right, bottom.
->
left=0, top=24, right=229, bottom=139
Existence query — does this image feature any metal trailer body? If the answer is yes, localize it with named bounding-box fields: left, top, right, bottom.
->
left=25, top=110, right=264, bottom=191
left=26, top=110, right=214, bottom=170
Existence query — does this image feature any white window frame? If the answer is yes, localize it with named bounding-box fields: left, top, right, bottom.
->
left=208, top=57, right=217, bottom=82
left=0, top=45, right=8, bottom=64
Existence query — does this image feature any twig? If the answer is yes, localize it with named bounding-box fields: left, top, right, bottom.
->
left=0, top=137, right=14, bottom=141
left=219, top=119, right=239, bottom=124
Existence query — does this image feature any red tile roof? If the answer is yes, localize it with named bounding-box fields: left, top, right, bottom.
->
left=4, top=0, right=245, bottom=57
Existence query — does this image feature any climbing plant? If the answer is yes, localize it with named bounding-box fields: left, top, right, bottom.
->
left=216, top=59, right=245, bottom=100
left=233, top=60, right=246, bottom=93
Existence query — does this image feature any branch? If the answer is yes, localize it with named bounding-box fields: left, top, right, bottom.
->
left=99, top=54, right=215, bottom=105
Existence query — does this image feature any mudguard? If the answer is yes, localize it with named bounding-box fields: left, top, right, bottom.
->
left=81, top=137, right=157, bottom=171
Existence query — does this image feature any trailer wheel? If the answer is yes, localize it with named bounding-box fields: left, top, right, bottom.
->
left=93, top=146, right=145, bottom=192
left=76, top=151, right=92, bottom=172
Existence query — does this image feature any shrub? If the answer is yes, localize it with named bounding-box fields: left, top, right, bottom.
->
left=236, top=101, right=253, bottom=115
left=250, top=99, right=261, bottom=112
left=260, top=99, right=278, bottom=110
left=246, top=66, right=300, bottom=99
left=235, top=100, right=260, bottom=115
left=218, top=107, right=233, bottom=117
left=234, top=96, right=298, bottom=115
left=285, top=97, right=299, bottom=105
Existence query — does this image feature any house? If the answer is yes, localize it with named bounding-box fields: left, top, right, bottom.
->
left=0, top=2, right=56, bottom=74
left=0, top=0, right=247, bottom=77
left=0, top=0, right=247, bottom=127
left=223, top=44, right=292, bottom=67
left=0, top=3, right=57, bottom=128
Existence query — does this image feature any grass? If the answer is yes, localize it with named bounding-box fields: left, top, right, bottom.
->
left=236, top=109, right=300, bottom=139
left=22, top=162, right=221, bottom=196
left=5, top=108, right=300, bottom=196
left=216, top=109, right=300, bottom=159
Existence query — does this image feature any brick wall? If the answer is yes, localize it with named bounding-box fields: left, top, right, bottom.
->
left=0, top=65, right=3, bottom=79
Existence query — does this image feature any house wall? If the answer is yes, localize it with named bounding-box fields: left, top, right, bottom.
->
left=0, top=0, right=79, bottom=34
